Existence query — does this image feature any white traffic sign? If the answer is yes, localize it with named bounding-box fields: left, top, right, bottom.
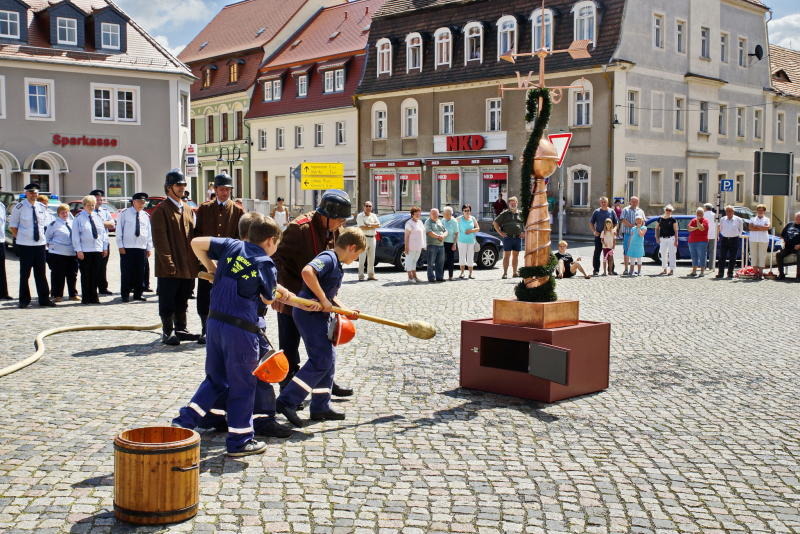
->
left=548, top=133, right=573, bottom=167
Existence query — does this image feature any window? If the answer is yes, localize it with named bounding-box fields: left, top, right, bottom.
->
left=674, top=97, right=685, bottom=131
left=57, top=18, right=77, bottom=45
left=180, top=93, right=188, bottom=127
left=699, top=101, right=709, bottom=133
left=440, top=103, right=454, bottom=134
left=402, top=98, right=418, bottom=138
left=720, top=33, right=729, bottom=63
left=736, top=107, right=745, bottom=137
left=735, top=174, right=744, bottom=203
left=93, top=88, right=112, bottom=120
left=314, top=124, right=324, bottom=147
left=95, top=160, right=137, bottom=199
left=324, top=71, right=334, bottom=93
left=221, top=113, right=228, bottom=141
left=263, top=80, right=281, bottom=101
left=754, top=108, right=762, bottom=139
left=571, top=79, right=592, bottom=127
left=797, top=115, right=800, bottom=143
left=25, top=78, right=53, bottom=120
left=0, top=10, right=20, bottom=39
left=406, top=33, right=423, bottom=71
left=777, top=111, right=785, bottom=142
left=229, top=63, right=239, bottom=83
left=376, top=38, right=392, bottom=76
left=276, top=127, right=285, bottom=150
left=334, top=69, right=345, bottom=91
left=573, top=1, right=596, bottom=45
left=673, top=171, right=684, bottom=203
left=434, top=28, right=452, bottom=67
left=0, top=75, right=4, bottom=120
left=190, top=117, right=196, bottom=144
left=626, top=170, right=638, bottom=199
left=297, top=75, right=308, bottom=97
left=570, top=165, right=590, bottom=207
left=258, top=129, right=267, bottom=150
left=235, top=111, right=243, bottom=140
left=653, top=14, right=664, bottom=49
left=464, top=22, right=483, bottom=64
left=718, top=104, right=727, bottom=135
left=676, top=20, right=686, bottom=53
left=698, top=172, right=708, bottom=203
left=116, top=89, right=134, bottom=121
left=738, top=38, right=747, bottom=67
left=202, top=68, right=213, bottom=89
left=497, top=15, right=517, bottom=58
left=294, top=126, right=304, bottom=148
left=101, top=22, right=120, bottom=50
left=532, top=8, right=553, bottom=51
left=651, top=170, right=662, bottom=204
left=372, top=101, right=387, bottom=139
left=627, top=90, right=639, bottom=126
left=207, top=116, right=214, bottom=143
left=335, top=121, right=346, bottom=145
left=651, top=91, right=663, bottom=130
left=487, top=98, right=502, bottom=131
left=700, top=27, right=710, bottom=59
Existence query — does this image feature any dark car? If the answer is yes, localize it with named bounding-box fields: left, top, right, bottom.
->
left=642, top=214, right=782, bottom=263
left=374, top=212, right=502, bottom=270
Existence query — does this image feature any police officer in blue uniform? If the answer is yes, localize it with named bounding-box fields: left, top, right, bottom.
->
left=8, top=183, right=54, bottom=308
left=89, top=189, right=115, bottom=295
left=117, top=192, right=152, bottom=302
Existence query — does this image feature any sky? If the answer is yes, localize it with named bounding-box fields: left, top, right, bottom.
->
left=115, top=0, right=800, bottom=58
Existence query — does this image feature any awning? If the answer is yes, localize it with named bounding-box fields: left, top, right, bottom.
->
left=257, top=69, right=287, bottom=82
left=363, top=159, right=422, bottom=168
left=482, top=171, right=507, bottom=181
left=399, top=173, right=421, bottom=181
left=426, top=155, right=512, bottom=166
left=373, top=173, right=395, bottom=181
left=318, top=57, right=351, bottom=71
left=436, top=172, right=459, bottom=181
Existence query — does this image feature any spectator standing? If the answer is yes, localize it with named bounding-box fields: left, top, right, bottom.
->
left=703, top=203, right=717, bottom=271
left=776, top=211, right=800, bottom=280
left=613, top=199, right=623, bottom=220
left=619, top=196, right=645, bottom=275
left=716, top=205, right=744, bottom=279
left=600, top=219, right=617, bottom=276
left=457, top=204, right=480, bottom=279
left=656, top=205, right=679, bottom=276
left=45, top=204, right=79, bottom=302
left=206, top=182, right=215, bottom=201
left=8, top=183, right=54, bottom=308
left=117, top=193, right=153, bottom=302
left=90, top=189, right=115, bottom=296
left=588, top=197, right=618, bottom=276
left=555, top=241, right=590, bottom=279
left=356, top=201, right=380, bottom=281
left=424, top=208, right=447, bottom=282
left=441, top=207, right=459, bottom=280
left=492, top=192, right=508, bottom=217
left=0, top=199, right=11, bottom=299
left=403, top=207, right=425, bottom=283
left=493, top=196, right=524, bottom=279
left=72, top=196, right=108, bottom=304
left=627, top=216, right=647, bottom=276
left=271, top=197, right=290, bottom=232
left=687, top=207, right=709, bottom=277
left=748, top=204, right=771, bottom=280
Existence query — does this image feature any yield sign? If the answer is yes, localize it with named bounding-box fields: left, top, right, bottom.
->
left=548, top=133, right=573, bottom=167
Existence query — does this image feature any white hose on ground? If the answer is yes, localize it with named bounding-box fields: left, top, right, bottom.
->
left=0, top=323, right=162, bottom=378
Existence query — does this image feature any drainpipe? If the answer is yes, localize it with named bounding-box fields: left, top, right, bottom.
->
left=602, top=59, right=617, bottom=199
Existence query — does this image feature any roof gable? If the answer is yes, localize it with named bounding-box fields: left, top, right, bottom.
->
left=769, top=44, right=800, bottom=99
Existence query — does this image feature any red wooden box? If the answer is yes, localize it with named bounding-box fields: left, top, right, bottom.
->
left=460, top=318, right=610, bottom=403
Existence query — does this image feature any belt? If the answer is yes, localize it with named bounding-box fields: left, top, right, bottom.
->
left=208, top=310, right=260, bottom=334
left=364, top=235, right=376, bottom=238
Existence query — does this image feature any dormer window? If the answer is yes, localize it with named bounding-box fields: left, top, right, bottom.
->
left=572, top=1, right=596, bottom=46
left=406, top=32, right=423, bottom=72
left=497, top=16, right=517, bottom=59
left=464, top=22, right=483, bottom=64
left=229, top=63, right=239, bottom=83
left=297, top=75, right=308, bottom=97
left=434, top=28, right=452, bottom=68
left=0, top=10, right=21, bottom=39
left=101, top=23, right=120, bottom=50
left=531, top=8, right=553, bottom=51
left=376, top=38, right=392, bottom=76
left=202, top=68, right=213, bottom=88
left=323, top=69, right=345, bottom=93
left=57, top=18, right=78, bottom=46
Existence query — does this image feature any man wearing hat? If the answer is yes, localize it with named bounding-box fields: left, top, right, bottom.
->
left=151, top=170, right=199, bottom=345
left=89, top=189, right=116, bottom=295
left=194, top=171, right=244, bottom=344
left=117, top=193, right=153, bottom=302
left=8, top=183, right=54, bottom=308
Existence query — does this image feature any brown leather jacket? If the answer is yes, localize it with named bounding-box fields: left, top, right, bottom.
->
left=151, top=197, right=198, bottom=279
left=194, top=199, right=243, bottom=238
left=271, top=211, right=338, bottom=315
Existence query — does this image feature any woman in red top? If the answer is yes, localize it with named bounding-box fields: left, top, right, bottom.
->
left=687, top=207, right=710, bottom=277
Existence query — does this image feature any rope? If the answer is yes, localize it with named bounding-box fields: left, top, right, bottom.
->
left=0, top=323, right=161, bottom=378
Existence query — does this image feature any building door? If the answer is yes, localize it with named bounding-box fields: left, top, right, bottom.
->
left=260, top=172, right=269, bottom=200
left=30, top=159, right=52, bottom=194
left=461, top=167, right=479, bottom=213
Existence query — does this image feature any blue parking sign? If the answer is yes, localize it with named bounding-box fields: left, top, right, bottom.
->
left=720, top=179, right=734, bottom=192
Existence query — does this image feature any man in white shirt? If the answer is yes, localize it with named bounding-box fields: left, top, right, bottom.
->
left=716, top=205, right=743, bottom=279
left=90, top=189, right=116, bottom=295
left=356, top=201, right=380, bottom=280
left=9, top=183, right=54, bottom=307
left=118, top=193, right=153, bottom=302
left=748, top=204, right=771, bottom=280
left=703, top=203, right=717, bottom=271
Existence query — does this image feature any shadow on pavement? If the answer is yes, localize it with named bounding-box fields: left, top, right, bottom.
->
left=304, top=414, right=405, bottom=435
left=72, top=340, right=199, bottom=358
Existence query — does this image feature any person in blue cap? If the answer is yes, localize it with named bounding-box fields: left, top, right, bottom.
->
left=117, top=193, right=152, bottom=302
left=8, top=183, right=55, bottom=308
left=171, top=213, right=300, bottom=457
left=276, top=227, right=366, bottom=427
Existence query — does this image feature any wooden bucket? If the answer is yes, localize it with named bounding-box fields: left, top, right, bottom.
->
left=113, top=426, right=200, bottom=525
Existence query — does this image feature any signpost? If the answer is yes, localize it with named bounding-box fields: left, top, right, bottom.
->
left=184, top=144, right=198, bottom=178
left=720, top=178, right=734, bottom=193
left=300, top=162, right=345, bottom=191
left=548, top=133, right=573, bottom=243
left=754, top=150, right=792, bottom=196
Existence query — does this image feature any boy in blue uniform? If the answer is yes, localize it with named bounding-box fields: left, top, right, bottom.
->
left=172, top=214, right=297, bottom=457
left=276, top=228, right=366, bottom=427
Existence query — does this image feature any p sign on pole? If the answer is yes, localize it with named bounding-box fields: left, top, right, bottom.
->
left=548, top=133, right=573, bottom=167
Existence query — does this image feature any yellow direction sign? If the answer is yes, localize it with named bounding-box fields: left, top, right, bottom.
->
left=300, top=162, right=345, bottom=190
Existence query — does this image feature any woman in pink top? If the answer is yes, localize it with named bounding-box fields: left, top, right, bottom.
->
left=404, top=206, right=426, bottom=283
left=687, top=207, right=709, bottom=277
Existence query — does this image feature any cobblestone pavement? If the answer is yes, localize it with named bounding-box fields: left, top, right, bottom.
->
left=0, top=241, right=798, bottom=534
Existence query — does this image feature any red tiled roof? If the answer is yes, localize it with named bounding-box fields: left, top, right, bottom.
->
left=188, top=50, right=264, bottom=101
left=178, top=0, right=311, bottom=64
left=0, top=0, right=190, bottom=76
left=770, top=44, right=800, bottom=99
left=261, top=0, right=385, bottom=69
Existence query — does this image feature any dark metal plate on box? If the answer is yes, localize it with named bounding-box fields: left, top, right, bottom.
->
left=529, top=342, right=569, bottom=385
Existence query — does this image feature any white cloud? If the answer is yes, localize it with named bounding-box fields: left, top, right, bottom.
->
left=769, top=14, right=800, bottom=50
left=154, top=35, right=186, bottom=58
left=115, top=0, right=213, bottom=32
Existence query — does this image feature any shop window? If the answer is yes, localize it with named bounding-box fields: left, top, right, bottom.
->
left=572, top=1, right=596, bottom=46
left=376, top=38, right=392, bottom=76
left=436, top=169, right=460, bottom=211
left=569, top=165, right=590, bottom=207
left=464, top=22, right=483, bottom=64
left=374, top=172, right=396, bottom=214
left=399, top=170, right=422, bottom=211
left=532, top=8, right=553, bottom=51
left=95, top=159, right=137, bottom=198
left=434, top=28, right=452, bottom=67
left=497, top=15, right=517, bottom=59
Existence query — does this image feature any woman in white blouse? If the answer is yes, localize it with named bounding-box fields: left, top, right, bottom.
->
left=404, top=206, right=426, bottom=283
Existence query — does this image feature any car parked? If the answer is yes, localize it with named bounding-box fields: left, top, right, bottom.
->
left=642, top=214, right=782, bottom=263
left=373, top=212, right=502, bottom=270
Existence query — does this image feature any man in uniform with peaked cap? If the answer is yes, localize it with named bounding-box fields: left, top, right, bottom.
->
left=9, top=183, right=54, bottom=308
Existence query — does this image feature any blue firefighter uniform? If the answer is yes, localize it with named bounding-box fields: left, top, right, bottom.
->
left=277, top=250, right=344, bottom=414
left=172, top=237, right=277, bottom=452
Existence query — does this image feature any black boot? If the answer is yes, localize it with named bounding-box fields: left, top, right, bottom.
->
left=197, top=315, right=207, bottom=345
left=332, top=383, right=353, bottom=397
left=174, top=311, right=198, bottom=341
left=254, top=417, right=294, bottom=438
left=276, top=400, right=304, bottom=428
left=161, top=315, right=179, bottom=346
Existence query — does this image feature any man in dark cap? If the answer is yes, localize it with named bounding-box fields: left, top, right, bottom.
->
left=194, top=171, right=244, bottom=344
left=8, top=183, right=54, bottom=307
left=89, top=189, right=116, bottom=295
left=271, top=189, right=354, bottom=398
left=117, top=193, right=152, bottom=302
left=151, top=170, right=198, bottom=345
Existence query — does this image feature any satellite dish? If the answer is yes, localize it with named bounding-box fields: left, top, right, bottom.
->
left=749, top=44, right=764, bottom=61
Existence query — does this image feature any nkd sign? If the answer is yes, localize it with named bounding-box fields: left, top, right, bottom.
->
left=446, top=135, right=485, bottom=151
left=433, top=132, right=507, bottom=153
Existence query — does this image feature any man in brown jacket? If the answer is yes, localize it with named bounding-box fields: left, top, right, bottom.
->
left=151, top=169, right=199, bottom=345
left=194, top=172, right=244, bottom=344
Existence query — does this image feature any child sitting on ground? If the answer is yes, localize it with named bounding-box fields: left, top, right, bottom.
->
left=555, top=241, right=590, bottom=279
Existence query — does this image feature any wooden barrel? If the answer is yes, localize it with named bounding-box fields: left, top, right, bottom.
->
left=114, top=426, right=200, bottom=525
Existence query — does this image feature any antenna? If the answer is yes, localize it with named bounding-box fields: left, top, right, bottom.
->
left=748, top=44, right=764, bottom=64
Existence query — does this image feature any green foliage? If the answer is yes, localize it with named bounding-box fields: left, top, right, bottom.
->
left=514, top=276, right=557, bottom=303
left=518, top=253, right=557, bottom=279
left=520, top=88, right=552, bottom=222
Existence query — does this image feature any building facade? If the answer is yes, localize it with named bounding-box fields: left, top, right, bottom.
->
left=0, top=0, right=192, bottom=203
left=768, top=44, right=800, bottom=226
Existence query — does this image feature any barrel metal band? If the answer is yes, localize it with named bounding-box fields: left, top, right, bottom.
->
left=113, top=442, right=199, bottom=455
left=114, top=502, right=198, bottom=518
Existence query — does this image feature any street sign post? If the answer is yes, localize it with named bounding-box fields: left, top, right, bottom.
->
left=754, top=150, right=792, bottom=196
left=548, top=133, right=573, bottom=167
left=720, top=178, right=734, bottom=193
left=184, top=144, right=198, bottom=178
left=300, top=162, right=345, bottom=190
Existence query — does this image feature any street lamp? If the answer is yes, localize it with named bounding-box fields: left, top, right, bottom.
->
left=216, top=145, right=242, bottom=177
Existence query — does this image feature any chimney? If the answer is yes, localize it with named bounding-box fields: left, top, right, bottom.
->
left=344, top=11, right=348, bottom=19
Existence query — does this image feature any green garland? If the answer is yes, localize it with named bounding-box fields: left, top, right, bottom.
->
left=514, top=277, right=557, bottom=303
left=518, top=253, right=557, bottom=279
left=520, top=88, right=552, bottom=222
